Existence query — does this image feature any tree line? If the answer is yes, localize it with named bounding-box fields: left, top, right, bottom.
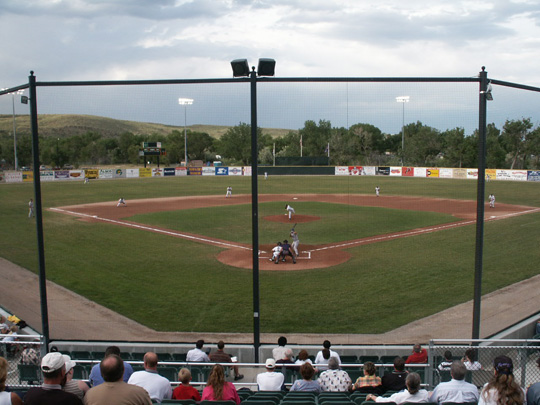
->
left=0, top=118, right=538, bottom=170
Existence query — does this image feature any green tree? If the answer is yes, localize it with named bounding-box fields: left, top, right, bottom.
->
left=298, top=120, right=332, bottom=157
left=216, top=123, right=265, bottom=165
left=501, top=118, right=533, bottom=169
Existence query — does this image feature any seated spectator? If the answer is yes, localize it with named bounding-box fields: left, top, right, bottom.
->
left=430, top=361, right=479, bottom=404
left=290, top=363, right=321, bottom=392
left=315, top=340, right=341, bottom=370
left=317, top=357, right=352, bottom=392
left=352, top=361, right=383, bottom=394
left=479, top=355, right=524, bottom=405
left=462, top=348, right=482, bottom=371
left=0, top=356, right=23, bottom=405
left=527, top=357, right=540, bottom=405
left=438, top=350, right=454, bottom=371
left=276, top=348, right=296, bottom=370
left=209, top=340, right=243, bottom=381
left=21, top=342, right=40, bottom=366
left=186, top=339, right=210, bottom=362
left=272, top=336, right=289, bottom=361
left=62, top=355, right=89, bottom=400
left=127, top=352, right=172, bottom=402
left=24, top=352, right=83, bottom=405
left=201, top=364, right=240, bottom=404
left=257, top=358, right=285, bottom=391
left=89, top=345, right=133, bottom=386
left=85, top=354, right=152, bottom=405
left=1, top=325, right=18, bottom=343
left=367, top=372, right=429, bottom=404
left=405, top=344, right=428, bottom=364
left=295, top=349, right=315, bottom=371
left=381, top=356, right=408, bottom=393
left=172, top=368, right=201, bottom=401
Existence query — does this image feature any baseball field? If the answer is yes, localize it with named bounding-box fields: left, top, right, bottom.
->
left=0, top=174, right=539, bottom=335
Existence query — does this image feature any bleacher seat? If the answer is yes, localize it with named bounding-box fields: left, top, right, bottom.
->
left=71, top=350, right=93, bottom=360
left=158, top=366, right=178, bottom=381
left=130, top=352, right=146, bottom=361
left=162, top=400, right=196, bottom=404
left=171, top=353, right=187, bottom=361
left=18, top=364, right=41, bottom=384
left=199, top=401, right=236, bottom=405
left=360, top=355, right=379, bottom=363
left=280, top=401, right=316, bottom=405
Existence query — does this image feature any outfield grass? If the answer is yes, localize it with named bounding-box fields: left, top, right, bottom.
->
left=0, top=175, right=538, bottom=334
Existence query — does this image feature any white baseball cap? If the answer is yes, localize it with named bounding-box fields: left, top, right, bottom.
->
left=265, top=358, right=276, bottom=368
left=41, top=352, right=65, bottom=372
left=62, top=354, right=77, bottom=373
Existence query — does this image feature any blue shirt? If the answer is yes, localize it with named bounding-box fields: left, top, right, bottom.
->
left=89, top=361, right=133, bottom=386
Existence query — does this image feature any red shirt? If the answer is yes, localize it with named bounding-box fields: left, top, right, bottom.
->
left=202, top=382, right=241, bottom=404
left=172, top=384, right=201, bottom=401
left=405, top=349, right=427, bottom=364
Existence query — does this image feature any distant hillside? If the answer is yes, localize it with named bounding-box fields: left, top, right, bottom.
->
left=0, top=114, right=296, bottom=139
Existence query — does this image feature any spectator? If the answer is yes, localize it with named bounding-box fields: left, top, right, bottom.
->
left=172, top=368, right=201, bottom=401
left=317, top=357, right=352, bottom=392
left=272, top=336, right=289, bottom=362
left=276, top=348, right=296, bottom=370
left=290, top=363, right=321, bottom=392
left=1, top=326, right=18, bottom=343
left=201, top=364, right=240, bottom=404
left=315, top=340, right=341, bottom=370
left=21, top=342, right=40, bottom=366
left=381, top=356, right=408, bottom=393
left=89, top=346, right=133, bottom=386
left=438, top=350, right=454, bottom=371
left=209, top=340, right=243, bottom=381
left=85, top=354, right=152, bottom=405
left=0, top=356, right=23, bottom=405
left=479, top=356, right=524, bottom=405
left=430, top=361, right=479, bottom=404
left=367, top=372, right=429, bottom=404
left=527, top=358, right=540, bottom=405
left=352, top=361, right=383, bottom=394
left=186, top=340, right=210, bottom=362
left=257, top=358, right=285, bottom=391
left=62, top=355, right=89, bottom=400
left=24, top=352, right=83, bottom=405
left=295, top=350, right=315, bottom=369
left=127, top=352, right=172, bottom=403
left=463, top=348, right=482, bottom=371
left=405, top=344, right=428, bottom=364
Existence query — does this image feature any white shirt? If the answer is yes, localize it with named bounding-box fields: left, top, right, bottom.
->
left=128, top=369, right=172, bottom=402
left=257, top=371, right=285, bottom=391
left=186, top=348, right=210, bottom=362
left=314, top=350, right=341, bottom=370
left=430, top=379, right=479, bottom=404
left=273, top=346, right=288, bottom=361
left=478, top=384, right=526, bottom=405
left=375, top=389, right=430, bottom=404
left=464, top=361, right=482, bottom=371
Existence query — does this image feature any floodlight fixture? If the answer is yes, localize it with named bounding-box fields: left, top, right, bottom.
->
left=481, top=82, right=493, bottom=101
left=257, top=58, right=276, bottom=76
left=178, top=98, right=194, bottom=105
left=2, top=88, right=25, bottom=170
left=230, top=59, right=250, bottom=77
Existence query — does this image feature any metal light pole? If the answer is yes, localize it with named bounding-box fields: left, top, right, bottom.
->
left=178, top=98, right=193, bottom=167
left=3, top=88, right=24, bottom=170
left=396, top=96, right=409, bottom=166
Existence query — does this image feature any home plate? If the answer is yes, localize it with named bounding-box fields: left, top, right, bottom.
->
left=293, top=197, right=298, bottom=200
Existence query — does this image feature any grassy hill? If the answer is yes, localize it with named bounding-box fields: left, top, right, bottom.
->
left=0, top=114, right=296, bottom=139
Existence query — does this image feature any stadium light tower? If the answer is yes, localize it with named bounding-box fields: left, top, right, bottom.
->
left=396, top=96, right=410, bottom=166
left=2, top=88, right=24, bottom=170
left=178, top=98, right=194, bottom=167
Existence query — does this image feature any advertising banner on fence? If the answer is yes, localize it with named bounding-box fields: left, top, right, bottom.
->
left=377, top=167, right=390, bottom=175
left=69, top=170, right=85, bottom=180
left=85, top=169, right=99, bottom=179
left=112, top=168, right=126, bottom=178
left=439, top=168, right=453, bottom=178
left=454, top=168, right=467, bottom=179
left=189, top=167, right=202, bottom=176
left=528, top=171, right=540, bottom=181
left=99, top=169, right=113, bottom=179
left=202, top=167, right=215, bottom=176
left=497, top=169, right=527, bottom=181
left=467, top=169, right=478, bottom=179
left=126, top=169, right=139, bottom=178
left=175, top=167, right=187, bottom=176
left=5, top=172, right=22, bottom=183
left=427, top=168, right=439, bottom=178
left=364, top=166, right=376, bottom=176
left=402, top=167, right=414, bottom=177
left=228, top=167, right=243, bottom=176
left=22, top=171, right=34, bottom=182
left=414, top=167, right=427, bottom=177
left=215, top=167, right=228, bottom=176
left=55, top=170, right=70, bottom=180
left=152, top=168, right=163, bottom=176
left=243, top=166, right=252, bottom=176
left=390, top=167, right=402, bottom=176
left=139, top=168, right=152, bottom=178
left=163, top=168, right=175, bottom=176
left=40, top=171, right=54, bottom=181
left=349, top=166, right=364, bottom=175
left=485, top=169, right=496, bottom=181
left=335, top=167, right=349, bottom=176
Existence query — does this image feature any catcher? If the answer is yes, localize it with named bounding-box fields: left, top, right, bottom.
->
left=280, top=239, right=296, bottom=264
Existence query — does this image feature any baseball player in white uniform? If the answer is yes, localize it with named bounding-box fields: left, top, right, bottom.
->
left=285, top=204, right=295, bottom=220
left=290, top=229, right=300, bottom=257
left=28, top=199, right=34, bottom=218
left=270, top=242, right=283, bottom=264
left=117, top=197, right=126, bottom=207
left=375, top=186, right=380, bottom=197
left=226, top=186, right=232, bottom=198
left=488, top=194, right=495, bottom=208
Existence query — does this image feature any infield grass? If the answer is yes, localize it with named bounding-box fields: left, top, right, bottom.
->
left=0, top=175, right=539, bottom=334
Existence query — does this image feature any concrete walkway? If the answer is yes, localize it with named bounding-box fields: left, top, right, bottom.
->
left=1, top=257, right=539, bottom=344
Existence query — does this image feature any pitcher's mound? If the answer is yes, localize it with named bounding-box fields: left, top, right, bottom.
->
left=264, top=214, right=320, bottom=223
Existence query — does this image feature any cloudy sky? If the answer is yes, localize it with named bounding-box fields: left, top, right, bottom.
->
left=1, top=0, right=540, bottom=134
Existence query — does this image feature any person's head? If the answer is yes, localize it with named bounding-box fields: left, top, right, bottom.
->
left=464, top=348, right=477, bottom=362
left=8, top=325, right=18, bottom=334
left=277, top=241, right=281, bottom=246
left=100, top=354, right=124, bottom=382
left=62, top=355, right=76, bottom=381
left=494, top=355, right=513, bottom=376
left=265, top=358, right=276, bottom=371
left=284, top=240, right=288, bottom=244
left=0, top=357, right=7, bottom=392
left=196, top=339, right=205, bottom=349
left=363, top=361, right=376, bottom=376
left=41, top=352, right=66, bottom=383
left=323, top=340, right=332, bottom=349
left=283, top=348, right=293, bottom=360
left=450, top=361, right=467, bottom=381
left=207, top=364, right=226, bottom=400
left=484, top=356, right=523, bottom=404
left=322, top=348, right=331, bottom=360
left=413, top=344, right=422, bottom=353
left=444, top=350, right=453, bottom=361
left=144, top=352, right=158, bottom=370
left=405, top=372, right=422, bottom=395
left=297, top=349, right=309, bottom=361
left=277, top=336, right=287, bottom=347
left=178, top=368, right=192, bottom=385
left=104, top=345, right=121, bottom=358
left=300, top=362, right=316, bottom=381
left=217, top=340, right=225, bottom=350
left=328, top=357, right=339, bottom=370
left=394, top=356, right=405, bottom=372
